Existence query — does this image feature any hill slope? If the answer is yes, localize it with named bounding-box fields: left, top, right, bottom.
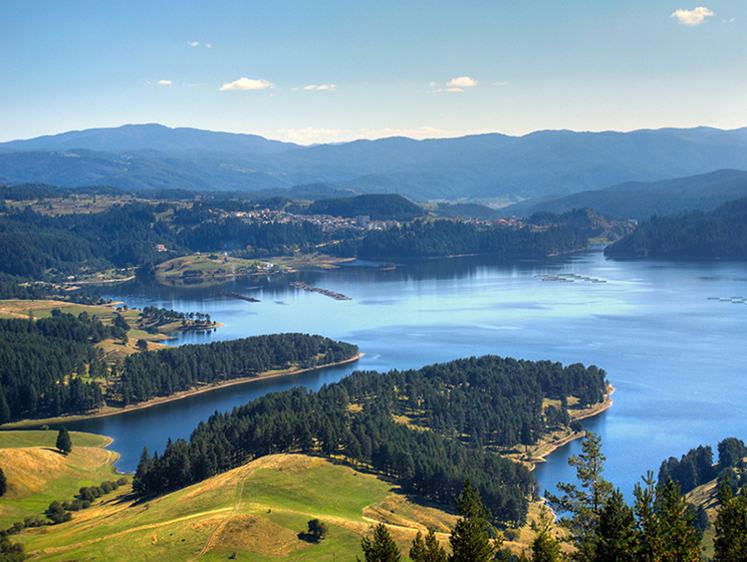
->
left=17, top=451, right=463, bottom=561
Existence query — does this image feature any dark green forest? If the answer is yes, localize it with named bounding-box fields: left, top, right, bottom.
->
left=133, top=355, right=608, bottom=526
left=0, top=310, right=357, bottom=420
left=605, top=196, right=747, bottom=258
left=115, top=333, right=359, bottom=405
left=0, top=313, right=119, bottom=421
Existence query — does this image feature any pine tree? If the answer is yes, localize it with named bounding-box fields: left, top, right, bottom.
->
left=410, top=529, right=447, bottom=562
left=56, top=426, right=72, bottom=455
left=713, top=478, right=747, bottom=562
left=545, top=431, right=613, bottom=562
left=531, top=505, right=562, bottom=562
left=449, top=479, right=500, bottom=562
left=359, top=523, right=401, bottom=562
left=0, top=467, right=7, bottom=497
left=594, top=489, right=636, bottom=562
left=633, top=473, right=702, bottom=562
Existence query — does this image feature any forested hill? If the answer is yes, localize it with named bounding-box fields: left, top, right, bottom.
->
left=303, top=193, right=423, bottom=221
left=604, top=196, right=747, bottom=258
left=133, top=355, right=608, bottom=526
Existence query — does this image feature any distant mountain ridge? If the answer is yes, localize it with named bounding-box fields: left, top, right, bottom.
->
left=0, top=123, right=298, bottom=154
left=501, top=169, right=747, bottom=221
left=2, top=124, right=747, bottom=205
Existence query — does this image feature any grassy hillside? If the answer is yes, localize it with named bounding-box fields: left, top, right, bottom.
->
left=15, top=452, right=457, bottom=561
left=0, top=430, right=119, bottom=529
left=1, top=430, right=547, bottom=561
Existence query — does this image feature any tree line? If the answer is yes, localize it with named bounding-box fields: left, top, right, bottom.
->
left=133, top=354, right=608, bottom=526
left=0, top=189, right=595, bottom=289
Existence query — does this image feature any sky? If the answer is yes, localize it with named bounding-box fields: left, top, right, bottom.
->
left=1, top=1, right=746, bottom=145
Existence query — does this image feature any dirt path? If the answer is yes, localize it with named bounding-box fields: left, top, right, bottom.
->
left=189, top=461, right=255, bottom=560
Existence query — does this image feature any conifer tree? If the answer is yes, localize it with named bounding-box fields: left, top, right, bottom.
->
left=713, top=478, right=747, bottom=562
left=0, top=467, right=7, bottom=497
left=359, top=523, right=401, bottom=562
left=545, top=431, right=613, bottom=562
left=410, top=529, right=447, bottom=562
left=56, top=426, right=72, bottom=455
left=449, top=479, right=500, bottom=562
left=530, top=505, right=562, bottom=562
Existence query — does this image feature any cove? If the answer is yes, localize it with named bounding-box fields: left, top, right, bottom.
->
left=66, top=248, right=747, bottom=502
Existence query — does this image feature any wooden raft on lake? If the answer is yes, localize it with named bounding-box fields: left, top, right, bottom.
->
left=290, top=281, right=352, bottom=300
left=212, top=290, right=260, bottom=302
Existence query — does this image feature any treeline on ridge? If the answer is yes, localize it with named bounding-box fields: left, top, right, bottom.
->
left=133, top=355, right=608, bottom=526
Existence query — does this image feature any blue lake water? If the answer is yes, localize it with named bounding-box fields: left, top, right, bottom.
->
left=65, top=248, right=747, bottom=502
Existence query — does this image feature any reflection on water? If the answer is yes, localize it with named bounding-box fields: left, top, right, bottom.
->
left=72, top=249, right=747, bottom=501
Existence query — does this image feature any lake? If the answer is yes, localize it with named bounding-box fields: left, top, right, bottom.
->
left=67, top=248, right=747, bottom=502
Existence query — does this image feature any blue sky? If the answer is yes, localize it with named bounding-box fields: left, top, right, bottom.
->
left=1, top=1, right=746, bottom=144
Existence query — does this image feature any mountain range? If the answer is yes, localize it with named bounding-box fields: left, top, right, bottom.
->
left=2, top=124, right=747, bottom=207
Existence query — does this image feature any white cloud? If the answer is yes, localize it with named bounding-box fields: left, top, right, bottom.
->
left=304, top=84, right=336, bottom=91
left=158, top=80, right=172, bottom=85
left=189, top=41, right=200, bottom=47
left=219, top=78, right=275, bottom=91
left=671, top=7, right=714, bottom=26
left=447, top=76, right=477, bottom=88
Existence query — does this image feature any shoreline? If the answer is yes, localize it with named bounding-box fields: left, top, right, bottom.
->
left=2, top=353, right=364, bottom=430
left=529, top=385, right=615, bottom=467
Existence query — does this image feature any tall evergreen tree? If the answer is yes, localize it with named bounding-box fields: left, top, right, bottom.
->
left=410, top=529, right=447, bottom=562
left=359, top=523, right=401, bottom=562
left=530, top=505, right=562, bottom=562
left=55, top=426, right=72, bottom=455
left=633, top=473, right=702, bottom=562
left=713, top=478, right=747, bottom=562
left=449, top=479, right=500, bottom=562
left=545, top=431, right=613, bottom=562
left=594, top=489, right=636, bottom=562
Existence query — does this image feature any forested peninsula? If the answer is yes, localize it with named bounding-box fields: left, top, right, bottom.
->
left=133, top=355, right=609, bottom=527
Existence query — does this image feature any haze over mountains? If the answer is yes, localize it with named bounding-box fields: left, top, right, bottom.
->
left=2, top=124, right=747, bottom=215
